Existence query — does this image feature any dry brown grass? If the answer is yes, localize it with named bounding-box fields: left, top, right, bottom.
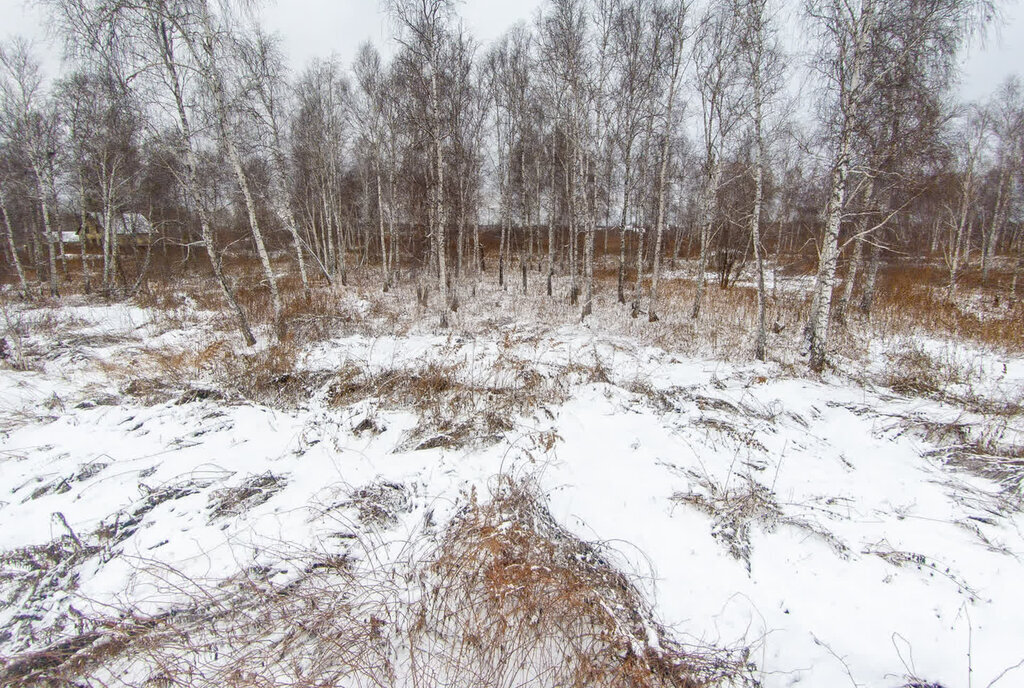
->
left=0, top=479, right=755, bottom=688
left=411, top=478, right=754, bottom=687
left=101, top=332, right=325, bottom=408
left=327, top=357, right=559, bottom=450
left=870, top=262, right=1024, bottom=352
left=883, top=343, right=978, bottom=400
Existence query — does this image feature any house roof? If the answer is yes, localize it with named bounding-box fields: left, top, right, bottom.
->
left=119, top=213, right=153, bottom=235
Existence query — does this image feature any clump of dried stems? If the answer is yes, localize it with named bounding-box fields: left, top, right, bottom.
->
left=0, top=479, right=755, bottom=688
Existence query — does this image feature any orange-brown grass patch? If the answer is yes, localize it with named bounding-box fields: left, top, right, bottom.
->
left=105, top=334, right=328, bottom=408
left=870, top=262, right=1024, bottom=352
left=411, top=478, right=754, bottom=687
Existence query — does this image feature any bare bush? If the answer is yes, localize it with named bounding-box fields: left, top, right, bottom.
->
left=410, top=477, right=755, bottom=687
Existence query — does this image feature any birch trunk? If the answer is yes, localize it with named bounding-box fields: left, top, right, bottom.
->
left=805, top=2, right=872, bottom=372
left=649, top=21, right=685, bottom=324
left=948, top=161, right=976, bottom=302
left=268, top=149, right=310, bottom=296
left=227, top=141, right=282, bottom=326
left=77, top=172, right=91, bottom=294
left=430, top=67, right=449, bottom=328
left=33, top=167, right=59, bottom=298
left=835, top=177, right=873, bottom=324
left=521, top=150, right=530, bottom=297
left=981, top=167, right=1008, bottom=284
left=567, top=150, right=579, bottom=306
left=101, top=169, right=113, bottom=291
left=859, top=237, right=882, bottom=317
left=377, top=166, right=390, bottom=290
left=806, top=132, right=852, bottom=371
left=582, top=154, right=594, bottom=320
left=1, top=192, right=29, bottom=298
left=750, top=99, right=767, bottom=360
left=547, top=145, right=556, bottom=297
left=618, top=152, right=633, bottom=305
left=158, top=19, right=256, bottom=346
left=690, top=160, right=721, bottom=320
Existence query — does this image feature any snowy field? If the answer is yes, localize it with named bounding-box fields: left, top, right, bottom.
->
left=1, top=293, right=1023, bottom=687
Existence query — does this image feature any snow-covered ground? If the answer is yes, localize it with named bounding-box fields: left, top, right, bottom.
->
left=2, top=298, right=1023, bottom=686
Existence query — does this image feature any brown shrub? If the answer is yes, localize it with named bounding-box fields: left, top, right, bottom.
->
left=412, top=478, right=754, bottom=687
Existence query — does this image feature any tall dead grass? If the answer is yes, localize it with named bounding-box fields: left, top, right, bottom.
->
left=870, top=262, right=1024, bottom=351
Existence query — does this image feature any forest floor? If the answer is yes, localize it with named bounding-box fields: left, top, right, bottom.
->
left=1, top=260, right=1023, bottom=687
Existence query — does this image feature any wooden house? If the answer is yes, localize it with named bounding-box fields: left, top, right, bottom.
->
left=71, top=213, right=154, bottom=252
left=77, top=214, right=103, bottom=250
left=119, top=213, right=154, bottom=247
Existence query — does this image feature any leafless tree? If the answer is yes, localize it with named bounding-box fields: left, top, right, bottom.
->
left=689, top=2, right=743, bottom=321
left=0, top=148, right=30, bottom=298
left=0, top=38, right=62, bottom=297
left=239, top=28, right=313, bottom=298
left=647, top=0, right=688, bottom=324
left=50, top=0, right=260, bottom=344
left=444, top=29, right=483, bottom=297
left=294, top=58, right=351, bottom=286
left=56, top=70, right=142, bottom=295
left=729, top=0, right=784, bottom=358
left=538, top=0, right=592, bottom=309
left=387, top=0, right=458, bottom=328
left=980, top=75, right=1023, bottom=283
left=183, top=1, right=284, bottom=329
left=803, top=0, right=996, bottom=371
left=354, top=42, right=396, bottom=291
left=946, top=104, right=990, bottom=300
left=609, top=0, right=656, bottom=305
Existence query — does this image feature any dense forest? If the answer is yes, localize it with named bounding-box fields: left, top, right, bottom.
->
left=0, top=0, right=1020, bottom=368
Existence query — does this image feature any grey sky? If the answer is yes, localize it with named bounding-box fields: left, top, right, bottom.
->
left=1, top=0, right=1020, bottom=101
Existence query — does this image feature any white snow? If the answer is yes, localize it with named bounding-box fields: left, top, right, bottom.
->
left=1, top=298, right=1023, bottom=687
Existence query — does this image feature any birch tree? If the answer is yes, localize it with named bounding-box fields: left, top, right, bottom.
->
left=804, top=0, right=995, bottom=371
left=610, top=0, right=657, bottom=305
left=56, top=70, right=142, bottom=295
left=981, top=76, right=1023, bottom=284
left=538, top=0, right=592, bottom=308
left=184, top=2, right=283, bottom=329
left=732, top=0, right=783, bottom=359
left=647, top=0, right=688, bottom=323
left=50, top=0, right=258, bottom=344
left=947, top=105, right=990, bottom=300
left=354, top=43, right=396, bottom=291
left=690, top=3, right=742, bottom=320
left=0, top=149, right=29, bottom=297
left=294, top=59, right=350, bottom=285
left=0, top=39, right=62, bottom=298
left=387, top=0, right=457, bottom=328
left=239, top=28, right=312, bottom=298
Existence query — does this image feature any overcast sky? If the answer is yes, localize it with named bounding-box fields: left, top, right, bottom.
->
left=1, top=0, right=1020, bottom=101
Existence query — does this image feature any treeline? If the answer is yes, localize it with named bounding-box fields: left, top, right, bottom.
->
left=0, top=0, right=1020, bottom=367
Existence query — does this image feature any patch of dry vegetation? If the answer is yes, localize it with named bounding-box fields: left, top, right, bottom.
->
left=673, top=470, right=851, bottom=567
left=870, top=262, right=1024, bottom=352
left=883, top=342, right=982, bottom=402
left=411, top=478, right=754, bottom=687
left=326, top=357, right=559, bottom=450
left=0, top=480, right=755, bottom=688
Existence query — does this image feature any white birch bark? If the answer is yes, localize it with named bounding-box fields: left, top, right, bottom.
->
left=0, top=189, right=29, bottom=298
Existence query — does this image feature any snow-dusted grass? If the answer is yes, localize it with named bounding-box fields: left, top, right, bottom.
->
left=1, top=272, right=1023, bottom=686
